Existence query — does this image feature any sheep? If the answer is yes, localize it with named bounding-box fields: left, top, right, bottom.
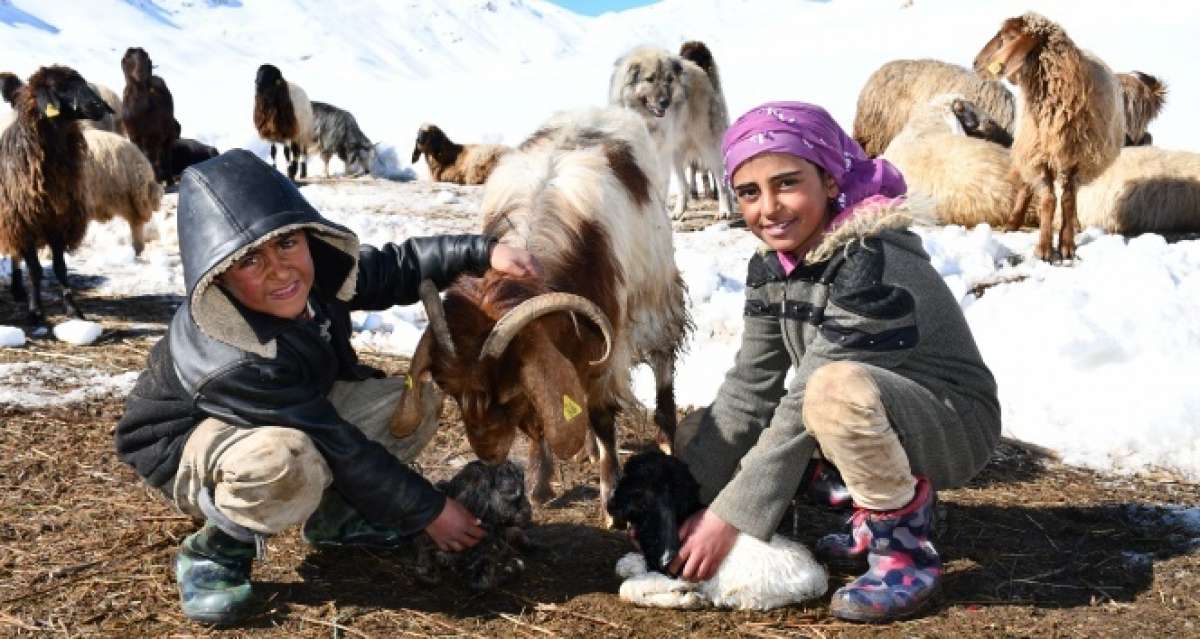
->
left=253, top=63, right=314, bottom=181
left=975, top=12, right=1125, bottom=261
left=607, top=451, right=828, bottom=611
left=1117, top=71, right=1168, bottom=146
left=0, top=65, right=111, bottom=326
left=121, top=47, right=180, bottom=183
left=310, top=101, right=375, bottom=177
left=0, top=72, right=20, bottom=105
left=410, top=123, right=509, bottom=185
left=678, top=40, right=727, bottom=202
left=81, top=129, right=163, bottom=256
left=83, top=81, right=123, bottom=135
left=391, top=107, right=690, bottom=525
left=1076, top=146, right=1200, bottom=235
left=882, top=94, right=1033, bottom=228
left=166, top=137, right=219, bottom=183
left=852, top=58, right=1016, bottom=158
left=413, top=460, right=535, bottom=591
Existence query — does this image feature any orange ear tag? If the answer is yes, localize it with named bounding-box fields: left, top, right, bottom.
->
left=562, top=395, right=583, bottom=421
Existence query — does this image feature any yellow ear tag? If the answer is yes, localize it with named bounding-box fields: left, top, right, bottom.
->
left=563, top=395, right=583, bottom=421
left=988, top=60, right=1003, bottom=75
left=404, top=374, right=413, bottom=389
left=44, top=103, right=60, bottom=118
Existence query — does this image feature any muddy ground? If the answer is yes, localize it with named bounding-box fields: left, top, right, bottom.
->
left=1, top=194, right=1198, bottom=638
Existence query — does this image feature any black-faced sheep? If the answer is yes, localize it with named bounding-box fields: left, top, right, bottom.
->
left=310, top=101, right=375, bottom=177
left=167, top=137, right=219, bottom=183
left=253, top=63, right=313, bottom=181
left=607, top=451, right=827, bottom=610
left=1117, top=71, right=1167, bottom=147
left=81, top=129, right=163, bottom=256
left=609, top=45, right=733, bottom=219
left=0, top=66, right=110, bottom=325
left=392, top=107, right=690, bottom=524
left=121, top=47, right=180, bottom=183
left=413, top=460, right=534, bottom=591
left=882, top=94, right=1032, bottom=228
left=410, top=123, right=509, bottom=185
left=678, top=40, right=725, bottom=202
left=975, top=12, right=1125, bottom=261
left=853, top=58, right=1016, bottom=158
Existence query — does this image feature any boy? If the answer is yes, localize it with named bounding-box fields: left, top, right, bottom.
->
left=115, top=150, right=540, bottom=625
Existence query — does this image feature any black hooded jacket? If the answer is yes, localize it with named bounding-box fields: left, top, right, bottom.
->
left=115, top=150, right=495, bottom=535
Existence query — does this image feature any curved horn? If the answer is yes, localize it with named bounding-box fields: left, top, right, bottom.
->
left=479, top=293, right=613, bottom=366
left=418, top=279, right=456, bottom=358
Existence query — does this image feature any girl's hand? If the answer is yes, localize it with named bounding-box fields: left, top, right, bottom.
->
left=490, top=244, right=542, bottom=279
left=668, top=508, right=738, bottom=582
left=424, top=497, right=486, bottom=552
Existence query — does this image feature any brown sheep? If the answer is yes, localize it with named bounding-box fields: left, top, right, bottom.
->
left=1117, top=71, right=1167, bottom=146
left=410, top=123, right=510, bottom=185
left=853, top=59, right=1016, bottom=157
left=975, top=12, right=1124, bottom=261
left=121, top=47, right=180, bottom=183
left=1, top=66, right=111, bottom=326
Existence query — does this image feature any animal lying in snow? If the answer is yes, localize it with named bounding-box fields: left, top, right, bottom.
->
left=607, top=451, right=828, bottom=611
left=414, top=460, right=535, bottom=591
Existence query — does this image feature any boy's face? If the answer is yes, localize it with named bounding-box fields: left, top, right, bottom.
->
left=218, top=230, right=315, bottom=320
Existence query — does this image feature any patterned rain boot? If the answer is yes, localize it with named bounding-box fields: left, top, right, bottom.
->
left=827, top=476, right=942, bottom=623
left=174, top=522, right=255, bottom=626
left=302, top=489, right=409, bottom=548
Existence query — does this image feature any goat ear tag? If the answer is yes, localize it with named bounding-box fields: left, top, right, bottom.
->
left=987, top=60, right=1004, bottom=75
left=404, top=374, right=413, bottom=389
left=562, top=395, right=583, bottom=421
left=44, top=103, right=60, bottom=118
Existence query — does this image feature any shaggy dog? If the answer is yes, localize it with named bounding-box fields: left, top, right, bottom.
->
left=608, top=45, right=732, bottom=219
left=414, top=460, right=534, bottom=591
left=607, top=451, right=828, bottom=611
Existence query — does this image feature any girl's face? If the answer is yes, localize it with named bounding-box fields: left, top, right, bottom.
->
left=218, top=230, right=315, bottom=320
left=731, top=153, right=839, bottom=255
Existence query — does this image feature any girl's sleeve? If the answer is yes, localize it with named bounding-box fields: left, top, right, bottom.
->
left=680, top=255, right=791, bottom=514
left=350, top=234, right=496, bottom=310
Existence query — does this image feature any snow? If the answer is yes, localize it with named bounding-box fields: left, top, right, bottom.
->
left=0, top=325, right=26, bottom=348
left=2, top=0, right=1199, bottom=481
left=53, top=319, right=104, bottom=345
left=0, top=363, right=139, bottom=408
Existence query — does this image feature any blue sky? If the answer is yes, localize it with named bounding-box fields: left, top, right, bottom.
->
left=547, top=0, right=659, bottom=16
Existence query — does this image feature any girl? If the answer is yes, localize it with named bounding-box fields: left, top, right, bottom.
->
left=672, top=103, right=1000, bottom=622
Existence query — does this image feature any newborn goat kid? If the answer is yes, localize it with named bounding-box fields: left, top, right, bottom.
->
left=414, top=461, right=534, bottom=591
left=607, top=451, right=828, bottom=611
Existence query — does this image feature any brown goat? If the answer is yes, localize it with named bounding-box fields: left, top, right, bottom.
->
left=975, top=12, right=1124, bottom=261
left=0, top=72, right=21, bottom=106
left=410, top=123, right=510, bottom=185
left=253, top=63, right=314, bottom=180
left=1, top=66, right=111, bottom=326
left=1118, top=71, right=1167, bottom=146
left=393, top=108, right=689, bottom=524
left=121, top=47, right=180, bottom=183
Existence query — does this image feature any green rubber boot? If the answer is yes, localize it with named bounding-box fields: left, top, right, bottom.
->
left=302, top=490, right=409, bottom=548
left=174, top=523, right=255, bottom=626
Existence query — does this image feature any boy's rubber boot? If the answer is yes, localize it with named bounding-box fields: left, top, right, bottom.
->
left=302, top=489, right=408, bottom=548
left=827, top=476, right=942, bottom=623
left=174, top=522, right=255, bottom=626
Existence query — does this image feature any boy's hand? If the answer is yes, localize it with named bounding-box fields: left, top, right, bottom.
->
left=425, top=497, right=485, bottom=552
left=668, top=508, right=737, bottom=582
left=490, top=244, right=542, bottom=279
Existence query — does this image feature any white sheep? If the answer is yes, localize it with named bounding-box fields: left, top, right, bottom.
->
left=1077, top=146, right=1200, bottom=235
left=82, top=129, right=163, bottom=256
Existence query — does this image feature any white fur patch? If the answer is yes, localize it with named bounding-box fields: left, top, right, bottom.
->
left=614, top=533, right=828, bottom=611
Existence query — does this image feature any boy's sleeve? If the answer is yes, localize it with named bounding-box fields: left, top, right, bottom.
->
left=197, top=361, right=446, bottom=535
left=350, top=234, right=496, bottom=310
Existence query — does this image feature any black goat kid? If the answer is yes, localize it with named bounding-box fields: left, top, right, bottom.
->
left=605, top=451, right=702, bottom=575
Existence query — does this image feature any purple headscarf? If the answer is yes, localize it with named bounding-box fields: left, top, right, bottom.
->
left=722, top=102, right=906, bottom=224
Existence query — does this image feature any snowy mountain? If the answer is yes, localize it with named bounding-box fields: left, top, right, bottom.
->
left=2, top=0, right=1199, bottom=480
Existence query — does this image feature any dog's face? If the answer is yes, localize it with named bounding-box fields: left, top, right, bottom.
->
left=606, top=451, right=702, bottom=574
left=439, top=460, right=532, bottom=529
left=974, top=17, right=1038, bottom=83
left=621, top=53, right=683, bottom=118
left=33, top=66, right=111, bottom=122
left=121, top=48, right=152, bottom=84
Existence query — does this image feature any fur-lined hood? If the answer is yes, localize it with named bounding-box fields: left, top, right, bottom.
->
left=177, top=150, right=360, bottom=357
left=757, top=194, right=936, bottom=265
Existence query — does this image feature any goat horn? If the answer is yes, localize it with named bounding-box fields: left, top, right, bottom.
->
left=479, top=293, right=613, bottom=366
left=419, top=279, right=456, bottom=358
